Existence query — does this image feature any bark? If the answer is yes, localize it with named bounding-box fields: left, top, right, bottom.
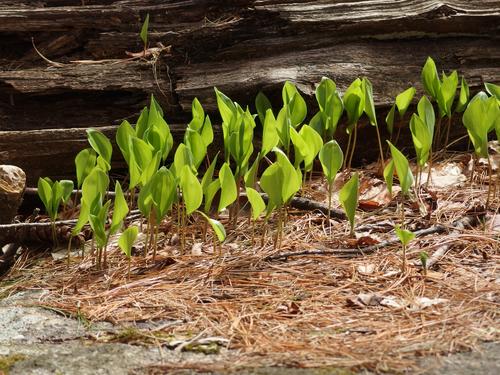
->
left=0, top=0, right=499, bottom=181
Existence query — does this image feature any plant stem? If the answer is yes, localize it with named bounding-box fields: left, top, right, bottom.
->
left=152, top=222, right=159, bottom=261
left=486, top=154, right=493, bottom=211
left=127, top=257, right=131, bottom=279
left=251, top=219, right=255, bottom=247
left=261, top=218, right=268, bottom=247
left=393, top=119, right=402, bottom=147
left=51, top=220, right=58, bottom=249
left=444, top=115, right=452, bottom=149
left=328, top=181, right=333, bottom=234
left=426, top=149, right=433, bottom=187
left=374, top=124, right=386, bottom=169
left=66, top=235, right=73, bottom=268
left=400, top=200, right=407, bottom=273
left=433, top=117, right=442, bottom=151
left=347, top=123, right=358, bottom=170
left=343, top=131, right=352, bottom=170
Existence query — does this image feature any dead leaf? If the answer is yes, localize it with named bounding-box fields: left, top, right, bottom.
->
left=358, top=177, right=392, bottom=210
left=419, top=162, right=466, bottom=188
left=191, top=242, right=203, bottom=256
left=410, top=297, right=448, bottom=310
left=357, top=264, right=376, bottom=275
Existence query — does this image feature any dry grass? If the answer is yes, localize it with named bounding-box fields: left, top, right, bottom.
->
left=1, top=157, right=499, bottom=373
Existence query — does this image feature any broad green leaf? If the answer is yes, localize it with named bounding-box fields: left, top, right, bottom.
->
left=137, top=179, right=153, bottom=217
left=50, top=181, right=64, bottom=220
left=383, top=160, right=395, bottom=195
left=190, top=97, right=205, bottom=129
left=463, top=92, right=500, bottom=158
left=150, top=167, right=176, bottom=223
left=200, top=116, right=214, bottom=147
left=417, top=96, right=435, bottom=137
left=316, top=77, right=344, bottom=134
left=362, top=78, right=377, bottom=126
left=135, top=107, right=149, bottom=139
left=339, top=173, right=359, bottom=234
left=185, top=128, right=207, bottom=169
left=316, top=77, right=336, bottom=114
left=246, top=187, right=266, bottom=220
left=274, top=149, right=301, bottom=202
left=89, top=199, right=111, bottom=248
left=421, top=56, right=441, bottom=99
left=455, top=77, right=470, bottom=113
left=172, top=143, right=194, bottom=178
left=81, top=167, right=109, bottom=208
left=410, top=114, right=432, bottom=167
left=203, top=179, right=221, bottom=213
left=300, top=124, right=323, bottom=172
left=197, top=211, right=226, bottom=242
left=116, top=120, right=135, bottom=164
left=86, top=129, right=112, bottom=170
left=343, top=78, right=365, bottom=126
left=110, top=182, right=129, bottom=234
left=201, top=154, right=219, bottom=192
left=214, top=87, right=236, bottom=126
left=319, top=140, right=343, bottom=184
left=75, top=148, right=97, bottom=189
left=130, top=136, right=154, bottom=172
left=261, top=109, right=279, bottom=156
left=309, top=111, right=324, bottom=137
left=437, top=70, right=458, bottom=117
left=140, top=151, right=161, bottom=186
left=244, top=156, right=260, bottom=188
left=179, top=165, right=202, bottom=215
left=73, top=200, right=89, bottom=236
left=60, top=180, right=74, bottom=204
left=395, top=87, right=416, bottom=118
left=485, top=82, right=500, bottom=105
left=386, top=104, right=396, bottom=135
left=260, top=162, right=284, bottom=211
left=118, top=226, right=138, bottom=258
left=37, top=177, right=53, bottom=218
left=255, top=91, right=272, bottom=126
left=140, top=13, right=149, bottom=45
left=395, top=225, right=415, bottom=246
left=218, top=163, right=237, bottom=212
left=387, top=141, right=414, bottom=196
left=282, top=81, right=307, bottom=127
left=289, top=125, right=309, bottom=167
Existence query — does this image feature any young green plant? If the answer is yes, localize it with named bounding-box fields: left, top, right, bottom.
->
left=118, top=226, right=139, bottom=279
left=395, top=225, right=415, bottom=273
left=339, top=172, right=359, bottom=237
left=319, top=140, right=343, bottom=228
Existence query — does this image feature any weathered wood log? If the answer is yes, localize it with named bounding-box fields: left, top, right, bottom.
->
left=0, top=165, right=25, bottom=224
left=0, top=0, right=499, bottom=182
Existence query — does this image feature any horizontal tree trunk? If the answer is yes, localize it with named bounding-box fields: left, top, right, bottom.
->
left=0, top=0, right=499, bottom=181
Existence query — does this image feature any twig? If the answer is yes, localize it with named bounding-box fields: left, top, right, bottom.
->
left=265, top=214, right=481, bottom=261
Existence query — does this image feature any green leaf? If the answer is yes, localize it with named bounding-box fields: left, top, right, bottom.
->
left=150, top=167, right=176, bottom=223
left=110, top=182, right=129, bottom=235
left=455, top=77, right=470, bottom=113
left=362, top=78, right=377, bottom=126
left=316, top=77, right=343, bottom=135
left=118, top=226, right=138, bottom=258
left=86, top=129, right=112, bottom=171
left=387, top=141, right=414, bottom=196
left=260, top=163, right=284, bottom=212
left=203, top=179, right=221, bottom=213
left=89, top=199, right=111, bottom=248
left=421, top=56, right=441, bottom=99
left=261, top=109, right=279, bottom=156
left=385, top=104, right=396, bottom=135
left=137, top=178, right=153, bottom=218
left=383, top=159, right=395, bottom=195
left=244, top=155, right=260, bottom=188
left=116, top=120, right=135, bottom=165
left=50, top=181, right=65, bottom=220
left=289, top=125, right=309, bottom=167
left=395, top=225, right=415, bottom=247
left=135, top=107, right=149, bottom=139
left=75, top=148, right=97, bottom=189
left=282, top=81, right=307, bottom=127
left=171, top=143, right=194, bottom=178
left=81, top=167, right=109, bottom=209
left=60, top=180, right=74, bottom=204
left=201, top=154, right=219, bottom=192
left=485, top=82, right=500, bottom=105
left=214, top=87, right=236, bottom=126
left=140, top=151, right=161, bottom=187
left=185, top=128, right=207, bottom=169
left=410, top=114, right=432, bottom=167
left=246, top=187, right=266, bottom=220
left=218, top=163, right=237, bottom=212
left=37, top=177, right=53, bottom=218
left=274, top=149, right=301, bottom=202
left=395, top=87, right=416, bottom=118
left=255, top=91, right=272, bottom=126
left=300, top=124, right=323, bottom=172
left=339, top=172, right=359, bottom=234
left=343, top=78, right=365, bottom=126
left=417, top=96, right=435, bottom=138
left=437, top=70, right=458, bottom=117
left=130, top=136, right=154, bottom=172
left=140, top=13, right=149, bottom=45
left=179, top=165, right=202, bottom=215
left=319, top=140, right=343, bottom=184
left=462, top=92, right=500, bottom=158
left=197, top=211, right=226, bottom=242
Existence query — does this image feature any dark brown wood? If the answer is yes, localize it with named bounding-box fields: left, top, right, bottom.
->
left=0, top=0, right=499, bottom=181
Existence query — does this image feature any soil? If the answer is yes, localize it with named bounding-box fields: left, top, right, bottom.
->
left=0, top=291, right=497, bottom=375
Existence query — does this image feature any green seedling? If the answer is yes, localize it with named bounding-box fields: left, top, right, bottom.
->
left=260, top=150, right=301, bottom=248
left=140, top=13, right=150, bottom=54
left=485, top=82, right=500, bottom=105
left=342, top=78, right=365, bottom=169
left=245, top=187, right=266, bottom=245
left=87, top=128, right=112, bottom=172
left=218, top=162, right=237, bottom=213
left=363, top=77, right=385, bottom=168
left=314, top=77, right=344, bottom=139
left=409, top=114, right=432, bottom=187
left=395, top=225, right=415, bottom=273
left=178, top=165, right=203, bottom=251
left=75, top=148, right=97, bottom=205
left=185, top=98, right=213, bottom=168
left=37, top=177, right=74, bottom=247
left=339, top=172, right=359, bottom=237
left=462, top=92, right=500, bottom=208
left=197, top=211, right=226, bottom=254
left=289, top=124, right=323, bottom=181
left=118, top=226, right=139, bottom=279
left=319, top=140, right=344, bottom=224
left=387, top=87, right=416, bottom=146
left=419, top=251, right=429, bottom=276
left=255, top=91, right=273, bottom=126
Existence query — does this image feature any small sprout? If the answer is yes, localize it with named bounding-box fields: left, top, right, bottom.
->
left=419, top=251, right=429, bottom=275
left=197, top=211, right=226, bottom=254
left=86, top=128, right=113, bottom=172
left=395, top=225, right=415, bottom=273
left=118, top=226, right=139, bottom=279
left=385, top=104, right=396, bottom=136
left=245, top=187, right=266, bottom=246
left=140, top=13, right=150, bottom=52
left=387, top=141, right=414, bottom=197
left=255, top=91, right=273, bottom=126
left=315, top=77, right=343, bottom=138
left=75, top=148, right=97, bottom=190
left=339, top=172, right=359, bottom=237
left=395, top=87, right=416, bottom=118
left=319, top=140, right=343, bottom=222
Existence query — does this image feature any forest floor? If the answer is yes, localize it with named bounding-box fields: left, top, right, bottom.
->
left=0, top=151, right=499, bottom=374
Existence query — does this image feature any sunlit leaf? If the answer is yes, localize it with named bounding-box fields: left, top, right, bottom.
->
left=75, top=148, right=97, bottom=189
left=197, top=211, right=226, bottom=242
left=140, top=13, right=149, bottom=45
left=110, top=182, right=129, bottom=234
left=118, top=226, right=139, bottom=258
left=255, top=91, right=272, bottom=126
left=395, top=225, right=415, bottom=246
left=218, top=163, right=237, bottom=212
left=395, top=87, right=416, bottom=118
left=387, top=141, right=414, bottom=196
left=319, top=140, right=343, bottom=184
left=246, top=187, right=266, bottom=220
left=339, top=172, right=359, bottom=234
left=179, top=165, right=202, bottom=215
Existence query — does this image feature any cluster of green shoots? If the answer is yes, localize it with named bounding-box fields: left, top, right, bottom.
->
left=37, top=56, right=499, bottom=276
